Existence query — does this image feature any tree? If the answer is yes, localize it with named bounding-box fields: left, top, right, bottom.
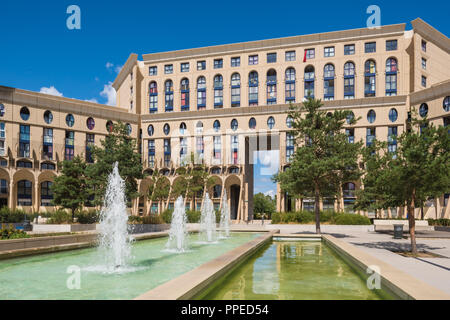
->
left=147, top=170, right=170, bottom=212
left=253, top=192, right=276, bottom=218
left=51, top=156, right=88, bottom=222
left=274, top=98, right=363, bottom=234
left=87, top=122, right=144, bottom=207
left=355, top=113, right=450, bottom=255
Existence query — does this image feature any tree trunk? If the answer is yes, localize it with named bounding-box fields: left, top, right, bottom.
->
left=71, top=208, right=75, bottom=223
left=314, top=184, right=321, bottom=234
left=407, top=190, right=418, bottom=256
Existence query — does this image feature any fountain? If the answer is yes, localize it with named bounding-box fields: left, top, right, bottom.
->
left=219, top=190, right=230, bottom=238
left=165, top=196, right=189, bottom=252
left=199, top=192, right=217, bottom=243
left=97, top=162, right=133, bottom=273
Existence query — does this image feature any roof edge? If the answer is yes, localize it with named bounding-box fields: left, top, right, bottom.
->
left=112, top=53, right=138, bottom=91
left=411, top=18, right=450, bottom=54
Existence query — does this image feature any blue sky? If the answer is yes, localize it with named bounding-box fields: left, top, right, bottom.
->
left=0, top=0, right=448, bottom=104
left=1, top=0, right=448, bottom=196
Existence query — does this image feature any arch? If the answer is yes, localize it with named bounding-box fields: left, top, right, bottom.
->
left=197, top=76, right=207, bottom=109
left=231, top=73, right=241, bottom=107
left=180, top=78, right=190, bottom=111
left=324, top=64, right=335, bottom=100
left=248, top=71, right=259, bottom=105
left=364, top=59, right=377, bottom=97
left=304, top=65, right=315, bottom=98
left=344, top=61, right=356, bottom=99
left=213, top=74, right=223, bottom=108
left=267, top=69, right=277, bottom=104
left=385, top=57, right=398, bottom=96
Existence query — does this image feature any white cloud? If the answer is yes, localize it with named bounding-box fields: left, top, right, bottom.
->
left=106, top=62, right=122, bottom=74
left=105, top=62, right=114, bottom=70
left=40, top=86, right=63, bottom=97
left=264, top=190, right=276, bottom=199
left=100, top=82, right=116, bottom=106
left=85, top=98, right=98, bottom=103
left=114, top=65, right=123, bottom=74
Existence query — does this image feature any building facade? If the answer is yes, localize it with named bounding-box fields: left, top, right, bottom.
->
left=0, top=18, right=449, bottom=220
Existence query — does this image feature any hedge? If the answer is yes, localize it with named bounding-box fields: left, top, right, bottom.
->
left=271, top=210, right=371, bottom=225
left=427, top=219, right=450, bottom=227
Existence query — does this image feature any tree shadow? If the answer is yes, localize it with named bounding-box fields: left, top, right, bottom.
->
left=350, top=241, right=446, bottom=252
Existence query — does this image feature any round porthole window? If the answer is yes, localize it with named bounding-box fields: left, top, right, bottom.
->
left=66, top=114, right=75, bottom=127
left=106, top=120, right=114, bottom=133
left=148, top=125, right=154, bottom=136
left=367, top=110, right=376, bottom=124
left=249, top=117, right=256, bottom=129
left=0, top=104, right=5, bottom=117
left=267, top=116, right=275, bottom=129
left=231, top=119, right=238, bottom=131
left=20, top=107, right=30, bottom=121
left=44, top=110, right=53, bottom=124
left=388, top=108, right=398, bottom=123
left=419, top=103, right=428, bottom=118
left=163, top=123, right=170, bottom=135
left=87, top=117, right=95, bottom=130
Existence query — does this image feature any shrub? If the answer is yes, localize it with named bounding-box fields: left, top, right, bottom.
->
left=0, top=224, right=30, bottom=240
left=296, top=211, right=314, bottom=223
left=161, top=209, right=174, bottom=224
left=0, top=207, right=35, bottom=223
left=47, top=209, right=72, bottom=224
left=428, top=219, right=450, bottom=227
left=76, top=211, right=99, bottom=224
left=128, top=215, right=143, bottom=224
left=186, top=210, right=201, bottom=223
left=142, top=214, right=165, bottom=224
left=334, top=213, right=371, bottom=225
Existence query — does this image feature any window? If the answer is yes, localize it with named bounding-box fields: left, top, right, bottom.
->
left=126, top=123, right=131, bottom=135
left=346, top=111, right=355, bottom=124
left=388, top=126, right=398, bottom=154
left=249, top=118, right=256, bottom=129
left=0, top=179, right=7, bottom=194
left=389, top=108, right=398, bottom=122
left=324, top=64, right=335, bottom=100
left=421, top=75, right=427, bottom=87
left=248, top=55, right=258, bottom=65
left=148, top=139, right=155, bottom=167
left=19, top=125, right=30, bottom=158
left=248, top=71, right=259, bottom=106
left=419, top=103, right=428, bottom=117
left=231, top=57, right=240, bottom=67
left=196, top=135, right=204, bottom=162
left=422, top=40, right=427, bottom=52
left=43, top=128, right=53, bottom=160
left=213, top=185, right=222, bottom=198
left=286, top=116, right=293, bottom=128
left=149, top=82, right=158, bottom=113
left=231, top=135, right=238, bottom=165
left=367, top=109, right=376, bottom=123
left=17, top=180, right=32, bottom=206
left=364, top=60, right=376, bottom=97
left=285, top=68, right=296, bottom=103
left=213, top=120, right=221, bottom=132
left=149, top=66, right=157, bottom=75
left=366, top=128, right=376, bottom=147
left=180, top=78, right=190, bottom=111
left=285, top=51, right=295, bottom=61
left=344, top=62, right=355, bottom=99
left=17, top=160, right=32, bottom=168
left=86, top=117, right=95, bottom=130
left=164, top=64, right=173, bottom=74
left=444, top=96, right=450, bottom=112
left=386, top=58, right=398, bottom=96
left=304, top=66, right=315, bottom=98
left=66, top=114, right=74, bottom=127
left=344, top=44, right=355, bottom=55
left=20, top=107, right=30, bottom=121
left=305, top=49, right=315, bottom=59
left=179, top=137, right=188, bottom=163
left=365, top=42, right=376, bottom=53
left=41, top=162, right=55, bottom=170
left=346, top=128, right=355, bottom=144
left=324, top=46, right=335, bottom=57
left=0, top=122, right=5, bottom=156
left=180, top=62, right=189, bottom=73
left=163, top=123, right=170, bottom=135
left=267, top=116, right=275, bottom=129
left=0, top=104, right=4, bottom=117
left=211, top=167, right=221, bottom=174
left=214, top=75, right=223, bottom=108
left=386, top=40, right=397, bottom=51
left=286, top=133, right=294, bottom=162
left=267, top=53, right=277, bottom=63
left=179, top=122, right=187, bottom=135
left=164, top=139, right=171, bottom=167
left=231, top=119, right=238, bottom=131
left=214, top=59, right=223, bottom=69
left=86, top=133, right=94, bottom=163
left=44, top=110, right=53, bottom=124
left=213, top=136, right=221, bottom=163
left=164, top=80, right=174, bottom=112
left=39, top=181, right=53, bottom=207
left=231, top=73, right=241, bottom=107
left=197, top=60, right=206, bottom=71
left=65, top=131, right=74, bottom=160
left=267, top=70, right=277, bottom=105
left=148, top=124, right=154, bottom=136
left=342, top=182, right=356, bottom=212
left=422, top=58, right=427, bottom=70
left=197, top=76, right=206, bottom=109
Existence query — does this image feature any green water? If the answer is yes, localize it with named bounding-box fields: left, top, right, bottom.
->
left=0, top=232, right=261, bottom=300
left=198, top=240, right=396, bottom=300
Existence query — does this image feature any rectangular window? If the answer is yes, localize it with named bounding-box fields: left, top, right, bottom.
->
left=164, top=139, right=171, bottom=167
left=197, top=60, right=206, bottom=70
left=344, top=44, right=355, bottom=55
left=285, top=51, right=296, bottom=61
left=421, top=75, right=427, bottom=87
left=388, top=126, right=398, bottom=154
left=249, top=86, right=258, bottom=105
left=149, top=66, right=157, bottom=76
left=248, top=55, right=258, bottom=65
left=0, top=122, right=5, bottom=156
left=422, top=40, right=427, bottom=52
left=305, top=49, right=315, bottom=59
left=386, top=40, right=398, bottom=51
left=365, top=42, right=376, bottom=53
left=324, top=46, right=335, bottom=57
left=231, top=135, right=238, bottom=165
left=180, top=62, right=189, bottom=72
left=86, top=133, right=94, bottom=163
left=286, top=133, right=294, bottom=162
left=365, top=75, right=376, bottom=97
left=386, top=74, right=397, bottom=96
left=214, top=59, right=223, bottom=69
left=267, top=53, right=277, bottom=63
left=180, top=137, right=188, bottom=163
left=148, top=139, right=155, bottom=167
left=213, top=136, right=221, bottom=162
left=346, top=128, right=355, bottom=144
left=344, top=77, right=354, bottom=99
left=197, top=90, right=206, bottom=108
left=19, top=125, right=30, bottom=158
left=422, top=58, right=427, bottom=70
left=231, top=87, right=240, bottom=107
left=366, top=128, right=376, bottom=147
left=43, top=128, right=53, bottom=160
left=65, top=131, right=74, bottom=161
left=324, top=79, right=334, bottom=100
left=164, top=64, right=173, bottom=74
left=231, top=57, right=240, bottom=67
left=214, top=87, right=223, bottom=107
left=196, top=136, right=204, bottom=162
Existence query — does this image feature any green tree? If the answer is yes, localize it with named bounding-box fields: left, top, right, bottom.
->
left=356, top=113, right=450, bottom=255
left=51, top=156, right=88, bottom=222
left=87, top=122, right=144, bottom=207
left=253, top=192, right=276, bottom=218
left=147, top=170, right=170, bottom=211
left=274, top=98, right=363, bottom=234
